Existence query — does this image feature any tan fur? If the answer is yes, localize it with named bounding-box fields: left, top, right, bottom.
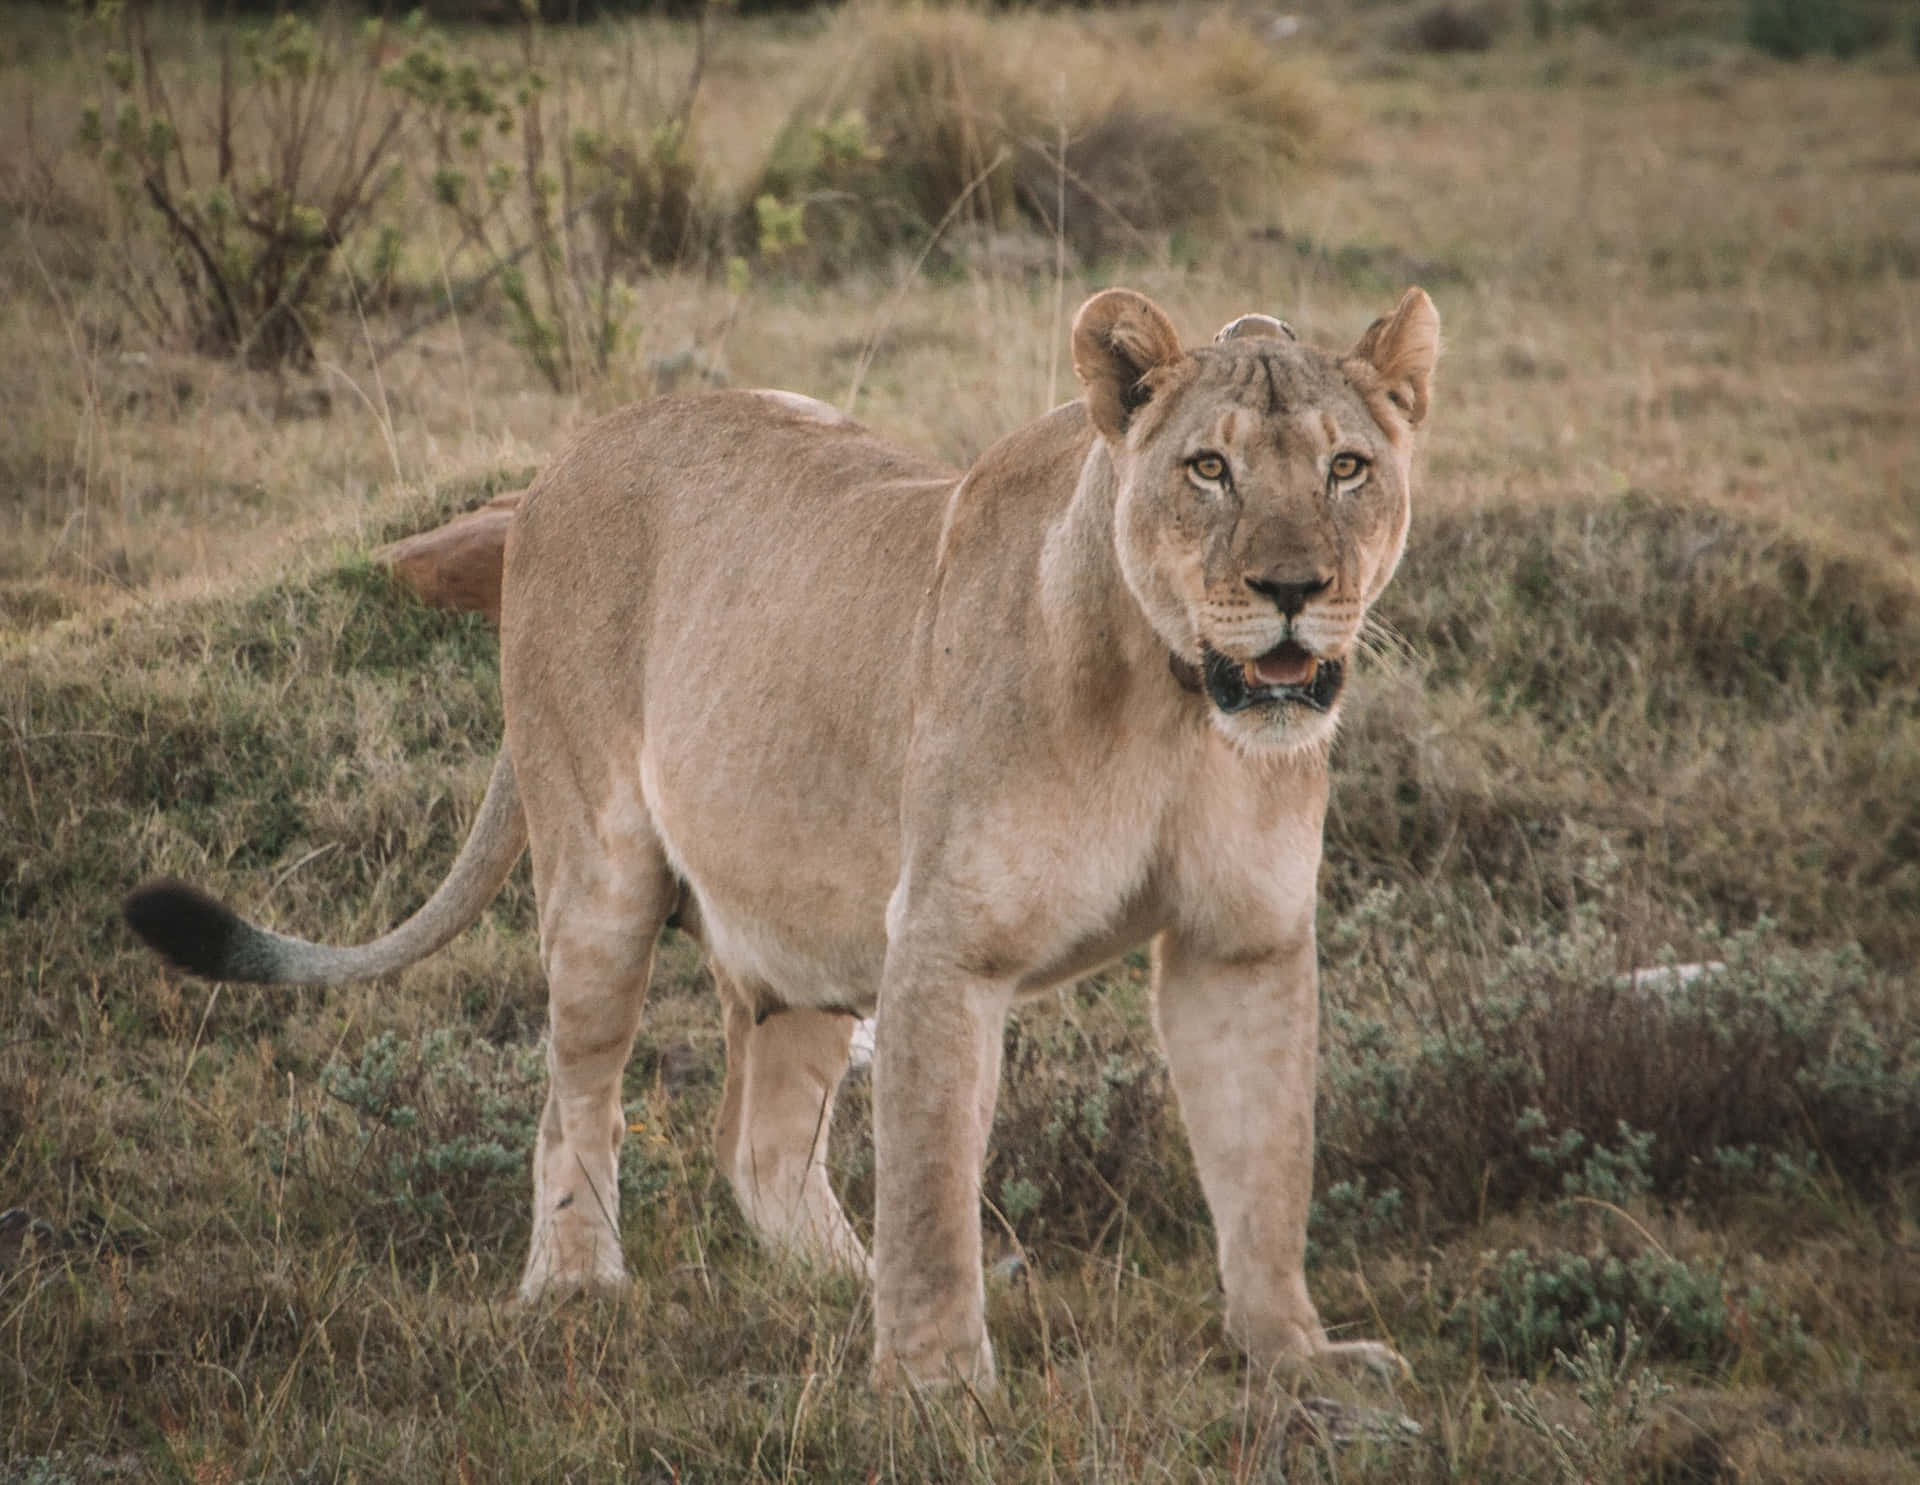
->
left=499, top=287, right=1437, bottom=1388
left=128, top=288, right=1438, bottom=1392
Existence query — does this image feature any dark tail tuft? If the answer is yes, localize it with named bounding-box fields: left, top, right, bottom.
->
left=123, top=879, right=269, bottom=982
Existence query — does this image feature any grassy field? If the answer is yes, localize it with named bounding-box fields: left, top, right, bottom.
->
left=3, top=0, right=1918, bottom=1479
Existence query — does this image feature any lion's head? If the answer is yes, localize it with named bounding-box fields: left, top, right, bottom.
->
left=1073, top=287, right=1439, bottom=752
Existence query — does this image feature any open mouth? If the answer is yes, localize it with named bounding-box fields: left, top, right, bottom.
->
left=1200, top=640, right=1344, bottom=715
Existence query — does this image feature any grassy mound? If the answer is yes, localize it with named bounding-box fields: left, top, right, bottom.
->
left=1, top=475, right=534, bottom=1053
left=748, top=8, right=1323, bottom=272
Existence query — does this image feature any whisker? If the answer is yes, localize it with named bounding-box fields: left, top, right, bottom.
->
left=1357, top=614, right=1420, bottom=670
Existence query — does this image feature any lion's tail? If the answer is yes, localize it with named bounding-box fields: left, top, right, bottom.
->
left=123, top=750, right=526, bottom=986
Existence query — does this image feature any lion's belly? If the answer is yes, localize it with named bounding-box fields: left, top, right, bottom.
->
left=638, top=742, right=899, bottom=1015
left=696, top=891, right=888, bottom=1015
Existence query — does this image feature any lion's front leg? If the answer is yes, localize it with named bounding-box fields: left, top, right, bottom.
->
left=869, top=950, right=1012, bottom=1390
left=1153, top=929, right=1407, bottom=1379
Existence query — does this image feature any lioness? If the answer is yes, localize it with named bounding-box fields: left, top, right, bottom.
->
left=126, top=286, right=1438, bottom=1389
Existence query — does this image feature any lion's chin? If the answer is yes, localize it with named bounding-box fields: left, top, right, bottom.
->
left=1208, top=699, right=1341, bottom=758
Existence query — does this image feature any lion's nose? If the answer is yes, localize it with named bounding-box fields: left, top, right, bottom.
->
left=1245, top=574, right=1331, bottom=617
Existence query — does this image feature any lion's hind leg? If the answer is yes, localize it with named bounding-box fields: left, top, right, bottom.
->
left=516, top=796, right=677, bottom=1304
left=712, top=973, right=870, bottom=1276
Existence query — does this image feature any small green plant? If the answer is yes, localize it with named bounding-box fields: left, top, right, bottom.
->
left=1500, top=1320, right=1674, bottom=1483
left=577, top=119, right=703, bottom=273
left=264, top=1027, right=543, bottom=1272
left=1308, top=1176, right=1406, bottom=1265
left=1518, top=1111, right=1656, bottom=1208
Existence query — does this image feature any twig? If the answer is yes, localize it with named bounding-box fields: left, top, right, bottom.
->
left=1567, top=1196, right=1676, bottom=1263
left=369, top=189, right=610, bottom=364
left=142, top=174, right=243, bottom=351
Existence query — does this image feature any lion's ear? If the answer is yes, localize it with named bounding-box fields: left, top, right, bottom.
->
left=1348, top=287, right=1441, bottom=427
left=1072, top=290, right=1186, bottom=441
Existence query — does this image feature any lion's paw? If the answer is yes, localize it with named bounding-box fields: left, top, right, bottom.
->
left=516, top=1224, right=631, bottom=1305
left=1312, top=1338, right=1413, bottom=1383
left=871, top=1336, right=998, bottom=1395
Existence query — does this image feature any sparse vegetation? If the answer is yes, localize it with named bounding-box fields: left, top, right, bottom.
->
left=3, top=0, right=1918, bottom=1479
left=1318, top=912, right=1920, bottom=1223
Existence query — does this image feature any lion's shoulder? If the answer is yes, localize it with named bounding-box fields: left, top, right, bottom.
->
left=938, top=402, right=1095, bottom=547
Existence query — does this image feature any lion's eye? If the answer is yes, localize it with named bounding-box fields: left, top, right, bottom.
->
left=1189, top=453, right=1229, bottom=484
left=1328, top=451, right=1370, bottom=484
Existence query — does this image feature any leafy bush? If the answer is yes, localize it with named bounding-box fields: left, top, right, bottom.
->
left=74, top=3, right=427, bottom=367
left=1308, top=1176, right=1408, bottom=1265
left=1500, top=1322, right=1674, bottom=1483
left=395, top=10, right=717, bottom=389
left=68, top=2, right=713, bottom=383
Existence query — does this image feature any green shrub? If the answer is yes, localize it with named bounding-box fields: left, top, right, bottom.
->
left=579, top=120, right=705, bottom=273
left=1499, top=1322, right=1674, bottom=1484
left=394, top=10, right=717, bottom=389
left=1308, top=1176, right=1407, bottom=1265
left=1451, top=1247, right=1733, bottom=1374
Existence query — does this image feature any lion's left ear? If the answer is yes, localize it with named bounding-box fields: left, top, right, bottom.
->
left=1072, top=289, right=1185, bottom=442
left=1347, top=287, right=1441, bottom=427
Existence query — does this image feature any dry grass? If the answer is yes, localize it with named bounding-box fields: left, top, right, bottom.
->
left=749, top=5, right=1326, bottom=269
left=3, top=2, right=1919, bottom=1480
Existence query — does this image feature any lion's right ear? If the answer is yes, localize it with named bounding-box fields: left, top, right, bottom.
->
left=1072, top=290, right=1185, bottom=441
